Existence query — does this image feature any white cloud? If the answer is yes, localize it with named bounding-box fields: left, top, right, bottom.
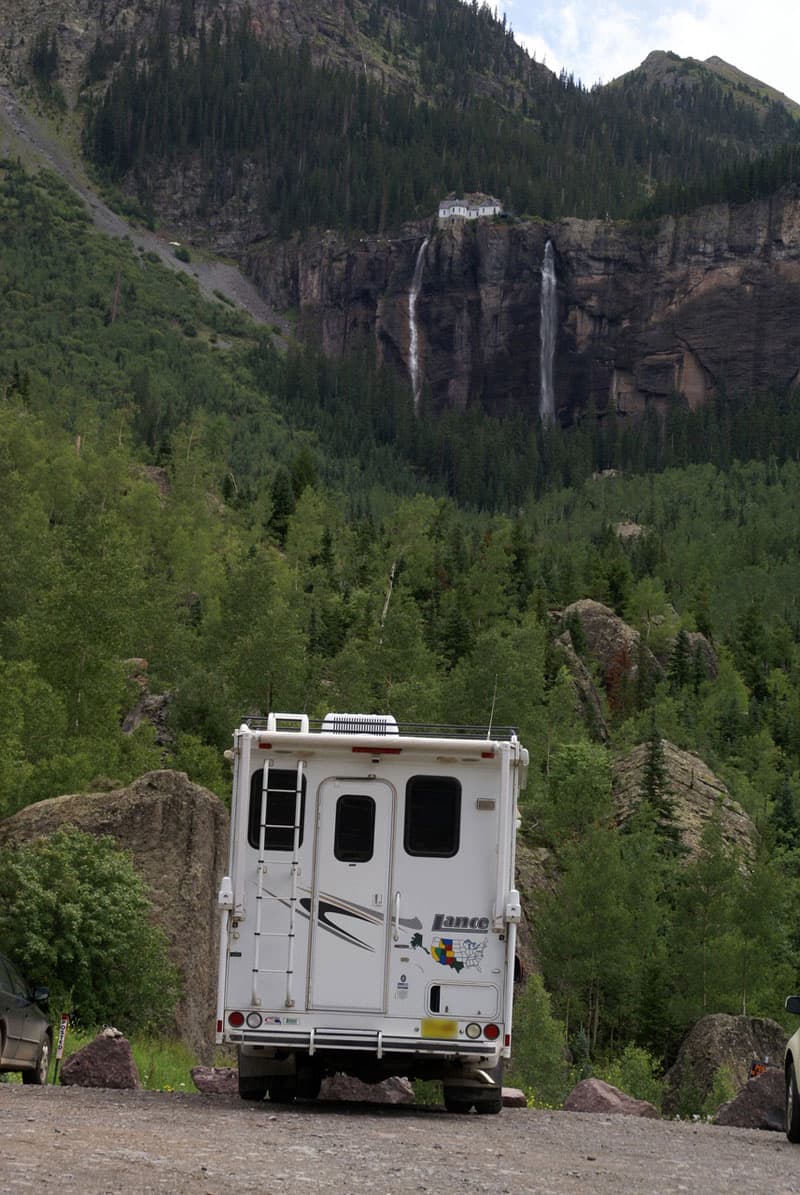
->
left=505, top=0, right=800, bottom=102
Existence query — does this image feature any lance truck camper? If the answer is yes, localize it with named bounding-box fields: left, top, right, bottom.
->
left=216, top=713, right=527, bottom=1112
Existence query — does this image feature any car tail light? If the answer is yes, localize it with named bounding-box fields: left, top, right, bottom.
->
left=483, top=1023, right=500, bottom=1040
left=228, top=1010, right=245, bottom=1027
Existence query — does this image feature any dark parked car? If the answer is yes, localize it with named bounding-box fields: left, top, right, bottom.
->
left=0, top=953, right=51, bottom=1084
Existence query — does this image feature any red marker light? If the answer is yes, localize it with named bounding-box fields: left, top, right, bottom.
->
left=351, top=746, right=402, bottom=755
left=483, top=1023, right=500, bottom=1041
left=228, top=1010, right=245, bottom=1027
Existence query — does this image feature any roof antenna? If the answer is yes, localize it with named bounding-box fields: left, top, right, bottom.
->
left=487, top=675, right=498, bottom=739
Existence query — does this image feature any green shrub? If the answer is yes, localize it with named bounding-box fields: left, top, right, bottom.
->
left=672, top=1061, right=737, bottom=1119
left=506, top=972, right=570, bottom=1106
left=701, top=1064, right=738, bottom=1119
left=597, top=1043, right=664, bottom=1110
left=172, top=732, right=229, bottom=800
left=0, top=827, right=180, bottom=1032
left=174, top=244, right=191, bottom=263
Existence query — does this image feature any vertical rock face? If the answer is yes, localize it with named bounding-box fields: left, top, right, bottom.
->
left=245, top=185, right=800, bottom=423
left=0, top=771, right=229, bottom=1061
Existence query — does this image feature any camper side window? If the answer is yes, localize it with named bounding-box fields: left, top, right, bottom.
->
left=247, top=768, right=306, bottom=851
left=404, top=776, right=461, bottom=857
left=334, top=795, right=376, bottom=863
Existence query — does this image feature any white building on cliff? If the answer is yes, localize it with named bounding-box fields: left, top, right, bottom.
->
left=438, top=193, right=503, bottom=222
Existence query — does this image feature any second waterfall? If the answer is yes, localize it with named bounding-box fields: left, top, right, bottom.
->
left=408, top=237, right=428, bottom=413
left=539, top=239, right=557, bottom=423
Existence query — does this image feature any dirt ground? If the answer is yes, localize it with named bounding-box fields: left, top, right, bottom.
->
left=3, top=1086, right=800, bottom=1195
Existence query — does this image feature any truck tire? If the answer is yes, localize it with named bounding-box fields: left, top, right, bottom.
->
left=474, top=1091, right=503, bottom=1114
left=268, top=1077, right=298, bottom=1103
left=238, top=1073, right=268, bottom=1101
left=787, top=1061, right=800, bottom=1142
left=296, top=1060, right=321, bottom=1101
left=443, top=1090, right=473, bottom=1113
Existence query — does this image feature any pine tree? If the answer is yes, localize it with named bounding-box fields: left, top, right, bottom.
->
left=640, top=716, right=683, bottom=855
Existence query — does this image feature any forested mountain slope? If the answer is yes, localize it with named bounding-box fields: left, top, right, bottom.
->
left=3, top=1, right=800, bottom=1091
left=3, top=162, right=800, bottom=1079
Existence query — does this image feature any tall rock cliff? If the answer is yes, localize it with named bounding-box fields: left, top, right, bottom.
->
left=245, top=185, right=800, bottom=422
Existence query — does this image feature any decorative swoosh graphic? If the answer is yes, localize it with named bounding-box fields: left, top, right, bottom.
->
left=262, top=886, right=378, bottom=951
left=299, top=896, right=375, bottom=951
left=263, top=886, right=422, bottom=948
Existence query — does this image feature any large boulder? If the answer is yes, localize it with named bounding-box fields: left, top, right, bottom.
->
left=0, top=770, right=229, bottom=1060
left=685, top=631, right=720, bottom=682
left=552, top=632, right=610, bottom=743
left=191, top=1066, right=239, bottom=1095
left=613, top=740, right=757, bottom=866
left=60, top=1027, right=140, bottom=1090
left=558, top=599, right=662, bottom=706
left=320, top=1074, right=414, bottom=1104
left=513, top=840, right=558, bottom=981
left=563, top=1077, right=659, bottom=1118
left=663, top=1014, right=787, bottom=1115
left=713, top=1067, right=784, bottom=1131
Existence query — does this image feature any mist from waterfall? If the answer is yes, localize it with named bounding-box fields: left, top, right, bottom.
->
left=539, top=239, right=557, bottom=423
left=408, top=237, right=428, bottom=413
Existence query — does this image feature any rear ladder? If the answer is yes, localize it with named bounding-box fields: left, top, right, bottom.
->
left=251, top=759, right=305, bottom=1009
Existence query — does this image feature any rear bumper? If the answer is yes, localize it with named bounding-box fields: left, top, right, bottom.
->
left=223, top=1025, right=500, bottom=1063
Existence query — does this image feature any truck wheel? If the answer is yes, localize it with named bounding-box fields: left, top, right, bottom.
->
left=474, top=1092, right=503, bottom=1114
left=296, top=1061, right=321, bottom=1101
left=268, top=1077, right=298, bottom=1104
left=787, top=1061, right=800, bottom=1142
left=443, top=1087, right=473, bottom=1113
left=238, top=1074, right=268, bottom=1101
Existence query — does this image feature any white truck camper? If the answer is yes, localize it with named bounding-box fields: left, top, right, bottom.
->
left=216, top=712, right=528, bottom=1112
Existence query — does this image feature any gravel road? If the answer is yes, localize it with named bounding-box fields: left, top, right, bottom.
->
left=3, top=1086, right=800, bottom=1195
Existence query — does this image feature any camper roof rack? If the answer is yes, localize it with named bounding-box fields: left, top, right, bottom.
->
left=242, top=714, right=519, bottom=741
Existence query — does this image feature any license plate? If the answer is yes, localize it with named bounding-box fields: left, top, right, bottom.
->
left=421, top=1017, right=458, bottom=1039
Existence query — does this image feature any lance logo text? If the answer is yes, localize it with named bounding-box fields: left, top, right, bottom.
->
left=431, top=913, right=490, bottom=933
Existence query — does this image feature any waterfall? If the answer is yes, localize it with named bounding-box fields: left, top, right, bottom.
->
left=408, top=237, right=428, bottom=413
left=539, top=239, right=557, bottom=423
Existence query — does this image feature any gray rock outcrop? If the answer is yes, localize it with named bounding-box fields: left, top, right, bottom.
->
left=244, top=188, right=800, bottom=425
left=663, top=1014, right=787, bottom=1115
left=552, top=631, right=610, bottom=743
left=559, top=599, right=662, bottom=696
left=0, top=770, right=229, bottom=1060
left=613, top=740, right=757, bottom=865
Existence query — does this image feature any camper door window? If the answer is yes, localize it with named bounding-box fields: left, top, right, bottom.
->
left=247, top=768, right=307, bottom=850
left=404, top=776, right=461, bottom=857
left=334, top=795, right=376, bottom=863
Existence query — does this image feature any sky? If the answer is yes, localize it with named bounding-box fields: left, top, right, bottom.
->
left=500, top=0, right=800, bottom=104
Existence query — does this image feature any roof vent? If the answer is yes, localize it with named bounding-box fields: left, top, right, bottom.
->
left=322, top=713, right=399, bottom=736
